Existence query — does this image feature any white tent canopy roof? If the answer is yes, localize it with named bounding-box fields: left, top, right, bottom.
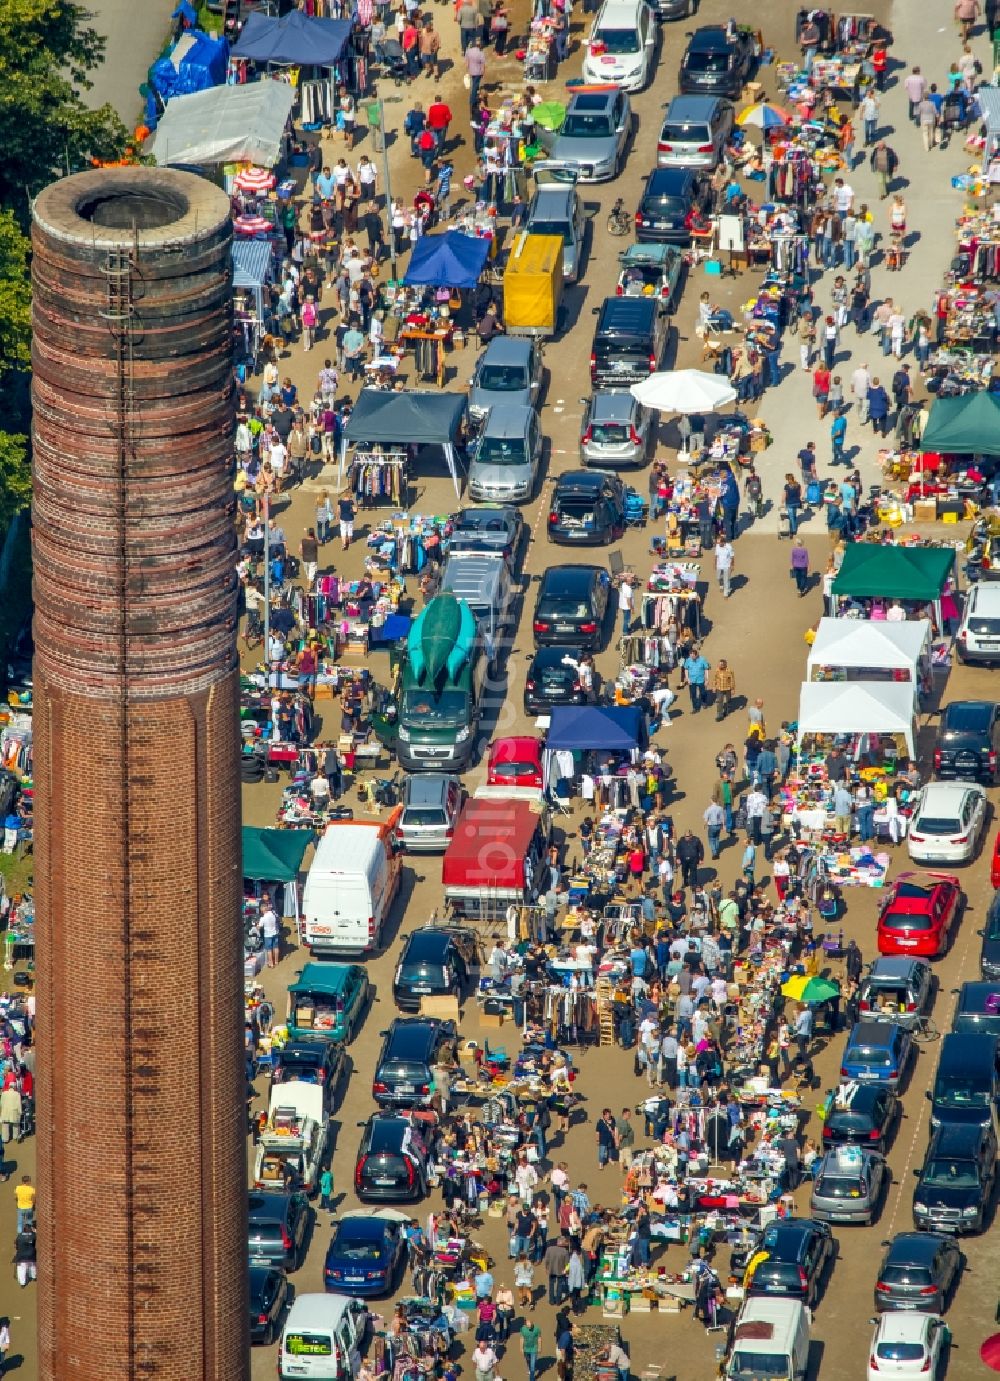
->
left=797, top=680, right=916, bottom=758
left=806, top=617, right=931, bottom=676
left=148, top=79, right=295, bottom=167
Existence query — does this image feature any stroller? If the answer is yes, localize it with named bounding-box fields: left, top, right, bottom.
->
left=623, top=487, right=648, bottom=527
left=379, top=38, right=409, bottom=84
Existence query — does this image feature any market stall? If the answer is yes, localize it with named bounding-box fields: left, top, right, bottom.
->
left=230, top=11, right=354, bottom=122
left=340, top=390, right=469, bottom=503
left=397, top=233, right=492, bottom=380
left=919, top=389, right=1000, bottom=454
left=796, top=680, right=917, bottom=759
left=806, top=617, right=932, bottom=700
left=147, top=77, right=295, bottom=166
left=543, top=705, right=647, bottom=807
left=232, top=239, right=275, bottom=371
left=242, top=826, right=313, bottom=923
left=831, top=544, right=956, bottom=630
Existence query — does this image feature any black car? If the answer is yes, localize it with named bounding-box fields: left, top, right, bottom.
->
left=874, top=1232, right=962, bottom=1313
left=678, top=25, right=756, bottom=99
left=449, top=505, right=524, bottom=568
left=548, top=470, right=627, bottom=546
left=248, top=1263, right=291, bottom=1345
left=821, top=1083, right=901, bottom=1155
left=248, top=1190, right=310, bottom=1271
left=392, top=927, right=477, bottom=1012
left=271, top=1038, right=349, bottom=1114
left=524, top=644, right=589, bottom=714
left=951, top=979, right=1000, bottom=1035
left=933, top=700, right=1000, bottom=782
left=979, top=895, right=1000, bottom=980
left=635, top=167, right=712, bottom=245
left=372, top=1017, right=459, bottom=1106
left=590, top=296, right=669, bottom=385
left=355, top=1112, right=431, bottom=1202
left=913, top=1120, right=997, bottom=1234
left=745, top=1218, right=835, bottom=1306
left=533, top=565, right=611, bottom=651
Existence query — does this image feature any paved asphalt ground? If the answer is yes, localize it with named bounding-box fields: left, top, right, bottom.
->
left=6, top=0, right=1000, bottom=1377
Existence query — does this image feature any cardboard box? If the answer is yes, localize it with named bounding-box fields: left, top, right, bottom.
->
left=912, top=499, right=937, bottom=523
left=420, top=995, right=461, bottom=1022
left=745, top=80, right=764, bottom=101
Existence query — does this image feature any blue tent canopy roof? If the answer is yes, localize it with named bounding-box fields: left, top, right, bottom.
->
left=545, top=705, right=644, bottom=751
left=232, top=239, right=274, bottom=289
left=231, top=10, right=353, bottom=65
left=403, top=232, right=491, bottom=289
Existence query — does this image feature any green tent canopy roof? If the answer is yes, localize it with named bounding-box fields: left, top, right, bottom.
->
left=919, top=391, right=1000, bottom=456
left=831, top=545, right=955, bottom=602
left=242, top=826, right=312, bottom=882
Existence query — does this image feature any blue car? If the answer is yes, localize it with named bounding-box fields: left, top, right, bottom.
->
left=324, top=1215, right=406, bottom=1297
left=840, top=1020, right=913, bottom=1092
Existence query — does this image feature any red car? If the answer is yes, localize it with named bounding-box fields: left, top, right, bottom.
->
left=876, top=871, right=962, bottom=958
left=486, top=736, right=544, bottom=791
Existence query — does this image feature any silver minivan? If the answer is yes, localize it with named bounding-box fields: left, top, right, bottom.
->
left=440, top=551, right=513, bottom=668
left=657, top=94, right=734, bottom=169
left=467, top=402, right=543, bottom=504
left=398, top=774, right=463, bottom=853
left=524, top=172, right=587, bottom=284
left=580, top=391, right=654, bottom=467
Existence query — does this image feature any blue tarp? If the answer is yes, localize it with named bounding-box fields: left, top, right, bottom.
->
left=171, top=0, right=198, bottom=22
left=231, top=10, right=353, bottom=66
left=151, top=29, right=229, bottom=102
left=403, top=232, right=491, bottom=289
left=545, top=705, right=644, bottom=752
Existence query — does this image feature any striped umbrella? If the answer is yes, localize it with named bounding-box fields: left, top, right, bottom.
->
left=736, top=102, right=791, bottom=131
left=235, top=166, right=276, bottom=193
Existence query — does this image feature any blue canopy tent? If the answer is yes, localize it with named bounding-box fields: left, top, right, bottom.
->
left=151, top=29, right=229, bottom=103
left=545, top=705, right=645, bottom=751
left=231, top=10, right=353, bottom=65
left=403, top=232, right=492, bottom=290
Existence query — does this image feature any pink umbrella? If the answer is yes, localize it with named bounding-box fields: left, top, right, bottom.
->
left=235, top=166, right=276, bottom=193
left=234, top=215, right=271, bottom=236
left=981, top=1335, right=1000, bottom=1371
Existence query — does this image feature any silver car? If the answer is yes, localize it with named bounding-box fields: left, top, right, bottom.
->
left=657, top=94, right=734, bottom=169
left=810, top=1145, right=888, bottom=1226
left=540, top=88, right=632, bottom=183
left=467, top=402, right=543, bottom=503
left=524, top=179, right=587, bottom=284
left=469, top=337, right=544, bottom=412
left=579, top=392, right=653, bottom=467
left=398, top=774, right=463, bottom=852
left=856, top=956, right=934, bottom=1031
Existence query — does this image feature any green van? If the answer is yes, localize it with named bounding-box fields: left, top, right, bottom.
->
left=286, top=963, right=370, bottom=1045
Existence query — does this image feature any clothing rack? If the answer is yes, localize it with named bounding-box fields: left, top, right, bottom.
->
left=350, top=451, right=408, bottom=506
left=638, top=590, right=702, bottom=637
left=972, top=241, right=1000, bottom=280
left=771, top=233, right=810, bottom=276
left=619, top=631, right=676, bottom=671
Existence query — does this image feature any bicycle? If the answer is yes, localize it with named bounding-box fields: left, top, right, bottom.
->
left=607, top=197, right=631, bottom=236
left=243, top=608, right=264, bottom=650
left=912, top=1014, right=940, bottom=1042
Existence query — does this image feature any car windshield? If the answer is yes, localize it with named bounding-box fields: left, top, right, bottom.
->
left=827, top=1110, right=874, bottom=1131
left=331, top=1229, right=383, bottom=1259
left=944, top=704, right=991, bottom=731
left=368, top=1120, right=412, bottom=1153
left=914, top=813, right=961, bottom=835
left=687, top=50, right=730, bottom=72
left=529, top=217, right=575, bottom=245
left=402, top=689, right=468, bottom=725
left=922, top=1158, right=980, bottom=1188
left=595, top=26, right=639, bottom=51
left=969, top=616, right=1000, bottom=635
left=895, top=881, right=933, bottom=902
left=661, top=121, right=712, bottom=143
left=847, top=1045, right=894, bottom=1066
left=881, top=1265, right=931, bottom=1286
left=403, top=807, right=447, bottom=826
left=728, top=1354, right=790, bottom=1379
left=876, top=1342, right=925, bottom=1362
left=589, top=421, right=630, bottom=442
left=563, top=113, right=612, bottom=137
left=645, top=193, right=688, bottom=212
left=495, top=761, right=539, bottom=778
left=477, top=364, right=528, bottom=392
left=286, top=1333, right=333, bottom=1358
left=935, top=1075, right=989, bottom=1105
left=817, top=1174, right=865, bottom=1198
left=985, top=909, right=1000, bottom=939
left=478, top=437, right=527, bottom=466
left=886, top=913, right=933, bottom=931
left=538, top=597, right=590, bottom=618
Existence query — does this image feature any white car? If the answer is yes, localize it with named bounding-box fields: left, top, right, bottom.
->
left=907, top=781, right=986, bottom=865
left=581, top=0, right=657, bottom=92
left=867, top=1312, right=947, bottom=1381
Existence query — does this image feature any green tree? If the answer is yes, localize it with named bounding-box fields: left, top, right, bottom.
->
left=0, top=210, right=32, bottom=525
left=0, top=0, right=129, bottom=225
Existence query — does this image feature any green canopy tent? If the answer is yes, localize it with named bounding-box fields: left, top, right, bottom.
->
left=919, top=391, right=1000, bottom=455
left=242, top=827, right=313, bottom=919
left=832, top=545, right=955, bottom=629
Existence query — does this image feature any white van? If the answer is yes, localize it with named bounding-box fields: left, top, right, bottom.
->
left=279, top=1293, right=369, bottom=1381
left=301, top=820, right=402, bottom=956
left=725, top=1297, right=810, bottom=1381
left=957, top=581, right=1000, bottom=665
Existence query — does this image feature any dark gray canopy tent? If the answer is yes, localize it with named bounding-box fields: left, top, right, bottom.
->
left=341, top=389, right=467, bottom=497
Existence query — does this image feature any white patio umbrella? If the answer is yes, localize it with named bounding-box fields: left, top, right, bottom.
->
left=630, top=369, right=737, bottom=413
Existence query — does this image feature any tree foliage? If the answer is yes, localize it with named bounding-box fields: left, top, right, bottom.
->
left=0, top=0, right=130, bottom=225
left=0, top=211, right=31, bottom=526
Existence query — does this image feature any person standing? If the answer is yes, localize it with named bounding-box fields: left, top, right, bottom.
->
left=544, top=1236, right=570, bottom=1306
left=869, top=140, right=898, bottom=199
left=465, top=41, right=487, bottom=112
left=867, top=377, right=891, bottom=436
left=0, top=1083, right=21, bottom=1146
left=260, top=901, right=280, bottom=968
left=831, top=410, right=847, bottom=466
left=14, top=1176, right=35, bottom=1234
left=790, top=538, right=810, bottom=596
left=472, top=1339, right=498, bottom=1381
left=616, top=1108, right=636, bottom=1170
left=955, top=0, right=981, bottom=40
left=859, top=87, right=879, bottom=145
left=676, top=830, right=705, bottom=891
left=709, top=658, right=736, bottom=719
left=457, top=0, right=481, bottom=50
left=903, top=66, right=926, bottom=123
left=683, top=647, right=710, bottom=713
left=521, top=1317, right=542, bottom=1381
left=617, top=573, right=635, bottom=635
left=338, top=491, right=357, bottom=548
left=714, top=535, right=735, bottom=599
left=703, top=800, right=725, bottom=860
left=918, top=91, right=939, bottom=150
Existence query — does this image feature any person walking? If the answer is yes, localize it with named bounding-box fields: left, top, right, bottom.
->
left=683, top=646, right=710, bottom=713
left=869, top=140, right=898, bottom=199
left=457, top=0, right=481, bottom=50
left=617, top=572, right=635, bottom=635
left=783, top=474, right=803, bottom=536
left=822, top=314, right=838, bottom=369
left=521, top=1317, right=542, bottom=1381
left=703, top=800, right=725, bottom=860
left=831, top=410, right=847, bottom=466
left=851, top=362, right=871, bottom=421
left=904, top=66, right=926, bottom=123
left=595, top=1108, right=618, bottom=1169
left=544, top=1237, right=570, bottom=1306
left=337, top=492, right=357, bottom=548
left=676, top=830, right=705, bottom=891
left=798, top=310, right=816, bottom=370
left=790, top=538, right=810, bottom=596
left=859, top=87, right=879, bottom=145
left=465, top=41, right=487, bottom=111
left=714, top=534, right=735, bottom=599
left=918, top=91, right=939, bottom=150
left=955, top=0, right=981, bottom=40
left=709, top=658, right=736, bottom=719
left=867, top=377, right=891, bottom=436
left=14, top=1177, right=35, bottom=1234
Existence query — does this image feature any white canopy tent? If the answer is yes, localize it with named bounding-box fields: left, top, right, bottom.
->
left=806, top=618, right=931, bottom=694
left=148, top=79, right=295, bottom=167
left=797, top=681, right=916, bottom=759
